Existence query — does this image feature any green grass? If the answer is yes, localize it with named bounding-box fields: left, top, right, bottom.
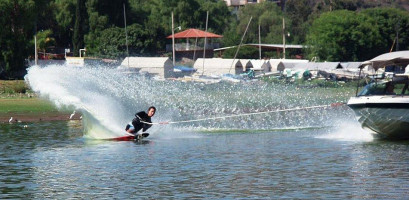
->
left=0, top=80, right=30, bottom=95
left=0, top=98, right=59, bottom=114
left=0, top=80, right=64, bottom=115
left=260, top=76, right=361, bottom=88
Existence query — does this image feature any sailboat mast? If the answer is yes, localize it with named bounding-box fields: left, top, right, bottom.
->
left=202, top=11, right=209, bottom=76
left=229, top=16, right=252, bottom=74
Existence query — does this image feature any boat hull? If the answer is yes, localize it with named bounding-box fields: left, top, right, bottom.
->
left=348, top=97, right=409, bottom=139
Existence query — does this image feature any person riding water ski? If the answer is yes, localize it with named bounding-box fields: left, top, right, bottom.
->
left=125, top=106, right=156, bottom=135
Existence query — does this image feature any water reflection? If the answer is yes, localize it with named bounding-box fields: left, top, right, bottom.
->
left=1, top=122, right=409, bottom=199
left=349, top=141, right=409, bottom=198
left=0, top=121, right=81, bottom=198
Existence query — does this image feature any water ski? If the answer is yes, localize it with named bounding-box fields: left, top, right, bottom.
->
left=111, top=132, right=149, bottom=141
left=112, top=135, right=136, bottom=141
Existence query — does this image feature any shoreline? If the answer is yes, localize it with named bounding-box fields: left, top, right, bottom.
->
left=0, top=112, right=82, bottom=123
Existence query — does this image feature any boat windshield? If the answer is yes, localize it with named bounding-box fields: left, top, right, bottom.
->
left=358, top=77, right=409, bottom=96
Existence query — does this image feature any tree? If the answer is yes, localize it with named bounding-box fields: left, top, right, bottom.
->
left=54, top=0, right=76, bottom=48
left=221, top=2, right=285, bottom=59
left=92, top=0, right=129, bottom=27
left=0, top=0, right=35, bottom=78
left=199, top=0, right=231, bottom=34
left=34, top=0, right=57, bottom=31
left=236, top=2, right=283, bottom=44
left=73, top=0, right=87, bottom=56
left=93, top=26, right=127, bottom=58
left=35, top=29, right=56, bottom=59
left=285, top=0, right=374, bottom=45
left=306, top=10, right=382, bottom=61
left=222, top=46, right=259, bottom=59
left=92, top=24, right=156, bottom=58
left=360, top=8, right=409, bottom=55
left=118, top=0, right=231, bottom=56
left=306, top=7, right=409, bottom=62
left=285, top=0, right=314, bottom=44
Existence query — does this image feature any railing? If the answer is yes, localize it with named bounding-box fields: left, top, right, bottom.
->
left=166, top=43, right=220, bottom=52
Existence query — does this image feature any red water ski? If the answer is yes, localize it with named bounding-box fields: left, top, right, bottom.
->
left=109, top=133, right=149, bottom=141
left=111, top=135, right=136, bottom=141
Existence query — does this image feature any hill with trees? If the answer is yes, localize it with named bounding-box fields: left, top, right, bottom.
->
left=1, top=0, right=409, bottom=78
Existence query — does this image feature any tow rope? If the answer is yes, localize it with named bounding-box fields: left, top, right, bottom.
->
left=143, top=103, right=344, bottom=125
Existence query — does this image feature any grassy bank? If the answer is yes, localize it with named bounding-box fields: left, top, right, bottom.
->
left=0, top=97, right=71, bottom=122
left=0, top=98, right=58, bottom=114
left=0, top=80, right=74, bottom=123
left=260, top=76, right=361, bottom=88
left=0, top=80, right=29, bottom=95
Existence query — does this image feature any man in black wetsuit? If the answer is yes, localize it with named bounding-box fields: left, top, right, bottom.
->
left=125, top=106, right=156, bottom=134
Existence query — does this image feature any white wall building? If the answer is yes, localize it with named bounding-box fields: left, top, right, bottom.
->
left=121, top=57, right=174, bottom=78
left=193, top=58, right=244, bottom=76
left=269, top=59, right=309, bottom=72
left=250, top=59, right=271, bottom=72
left=224, top=0, right=262, bottom=7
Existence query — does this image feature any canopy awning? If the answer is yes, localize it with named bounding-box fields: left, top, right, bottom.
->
left=360, top=50, right=409, bottom=70
left=167, top=28, right=223, bottom=39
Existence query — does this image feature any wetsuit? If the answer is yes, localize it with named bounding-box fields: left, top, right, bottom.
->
left=125, top=111, right=152, bottom=134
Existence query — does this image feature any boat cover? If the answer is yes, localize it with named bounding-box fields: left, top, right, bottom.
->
left=361, top=50, right=409, bottom=70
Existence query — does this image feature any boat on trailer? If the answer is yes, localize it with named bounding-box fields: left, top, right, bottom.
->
left=347, top=50, right=409, bottom=139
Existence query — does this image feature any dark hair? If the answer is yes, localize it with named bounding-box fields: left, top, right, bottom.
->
left=148, top=106, right=156, bottom=112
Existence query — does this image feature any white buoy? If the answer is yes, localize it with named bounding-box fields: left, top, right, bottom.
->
left=69, top=111, right=76, bottom=120
left=23, top=125, right=28, bottom=128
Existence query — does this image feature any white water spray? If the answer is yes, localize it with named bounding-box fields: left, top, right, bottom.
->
left=316, top=119, right=374, bottom=142
left=26, top=65, right=135, bottom=139
left=25, top=64, right=358, bottom=139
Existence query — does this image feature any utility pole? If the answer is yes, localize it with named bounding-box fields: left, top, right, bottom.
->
left=282, top=17, right=286, bottom=59
left=172, top=12, right=176, bottom=66
left=34, top=34, right=38, bottom=65
left=34, top=21, right=38, bottom=65
left=259, top=25, right=261, bottom=60
left=123, top=3, right=129, bottom=67
left=396, top=21, right=400, bottom=51
left=282, top=0, right=286, bottom=59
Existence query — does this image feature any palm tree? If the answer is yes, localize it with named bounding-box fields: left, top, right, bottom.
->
left=36, top=29, right=56, bottom=59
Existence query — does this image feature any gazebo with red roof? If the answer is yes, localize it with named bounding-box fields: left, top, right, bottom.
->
left=166, top=28, right=222, bottom=39
left=166, top=28, right=223, bottom=61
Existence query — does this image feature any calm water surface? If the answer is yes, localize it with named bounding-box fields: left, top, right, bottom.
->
left=1, top=120, right=409, bottom=199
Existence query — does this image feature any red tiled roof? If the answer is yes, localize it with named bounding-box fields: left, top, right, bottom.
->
left=166, top=28, right=223, bottom=39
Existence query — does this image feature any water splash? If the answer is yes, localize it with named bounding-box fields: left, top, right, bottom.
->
left=25, top=64, right=357, bottom=139
left=316, top=120, right=374, bottom=142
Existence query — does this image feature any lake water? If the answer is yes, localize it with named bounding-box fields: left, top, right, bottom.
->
left=1, top=120, right=409, bottom=199
left=3, top=65, right=407, bottom=198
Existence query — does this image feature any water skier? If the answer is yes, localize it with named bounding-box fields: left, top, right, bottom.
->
left=125, top=106, right=157, bottom=136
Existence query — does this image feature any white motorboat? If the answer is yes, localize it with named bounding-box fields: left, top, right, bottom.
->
left=347, top=51, right=409, bottom=139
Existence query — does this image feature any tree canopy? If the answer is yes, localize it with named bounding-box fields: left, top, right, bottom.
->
left=1, top=0, right=409, bottom=78
left=306, top=8, right=409, bottom=61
